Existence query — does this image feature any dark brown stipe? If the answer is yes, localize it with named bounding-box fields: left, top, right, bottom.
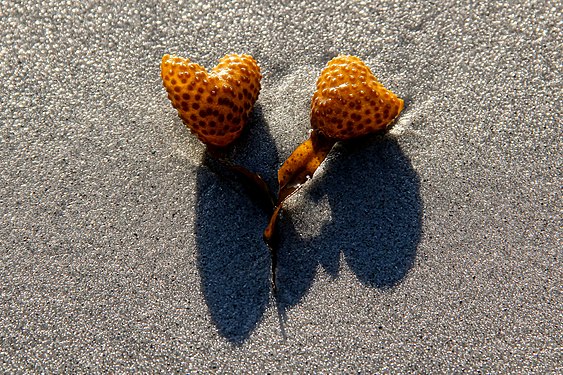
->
left=264, top=130, right=337, bottom=291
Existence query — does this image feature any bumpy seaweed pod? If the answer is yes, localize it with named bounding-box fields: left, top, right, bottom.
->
left=161, top=54, right=262, bottom=147
left=311, top=55, right=403, bottom=140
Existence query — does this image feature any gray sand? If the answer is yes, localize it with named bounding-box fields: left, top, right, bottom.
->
left=1, top=1, right=561, bottom=372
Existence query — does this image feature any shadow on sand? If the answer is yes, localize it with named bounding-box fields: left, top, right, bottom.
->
left=274, top=135, right=422, bottom=310
left=194, top=107, right=421, bottom=343
left=194, top=104, right=276, bottom=344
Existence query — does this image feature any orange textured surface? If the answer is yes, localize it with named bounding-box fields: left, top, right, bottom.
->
left=311, top=55, right=404, bottom=140
left=161, top=54, right=261, bottom=147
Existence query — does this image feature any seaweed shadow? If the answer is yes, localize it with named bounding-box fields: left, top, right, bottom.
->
left=194, top=104, right=422, bottom=340
left=275, top=135, right=422, bottom=308
left=194, top=103, right=277, bottom=344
